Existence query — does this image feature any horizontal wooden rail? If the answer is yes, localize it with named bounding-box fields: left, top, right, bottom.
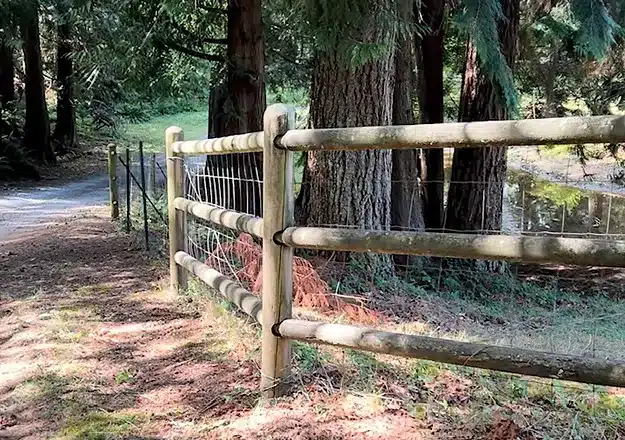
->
left=174, top=197, right=263, bottom=238
left=175, top=251, right=262, bottom=323
left=172, top=131, right=263, bottom=156
left=277, top=115, right=625, bottom=152
left=275, top=319, right=625, bottom=387
left=277, top=227, right=625, bottom=267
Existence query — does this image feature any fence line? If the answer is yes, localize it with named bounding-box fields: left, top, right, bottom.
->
left=159, top=108, right=625, bottom=397
left=274, top=319, right=625, bottom=388
left=172, top=131, right=264, bottom=156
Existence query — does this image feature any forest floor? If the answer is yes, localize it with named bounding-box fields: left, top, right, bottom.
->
left=1, top=206, right=625, bottom=439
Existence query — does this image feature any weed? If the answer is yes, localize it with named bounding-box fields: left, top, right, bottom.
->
left=114, top=369, right=136, bottom=385
left=411, top=360, right=441, bottom=383
left=346, top=349, right=379, bottom=375
left=293, top=342, right=325, bottom=372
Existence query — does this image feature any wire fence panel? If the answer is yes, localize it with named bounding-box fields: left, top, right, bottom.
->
left=184, top=153, right=264, bottom=294
left=115, top=148, right=170, bottom=250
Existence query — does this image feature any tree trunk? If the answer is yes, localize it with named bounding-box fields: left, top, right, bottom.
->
left=391, top=2, right=424, bottom=233
left=206, top=0, right=265, bottom=215
left=52, top=0, right=76, bottom=154
left=444, top=0, right=519, bottom=233
left=0, top=37, right=15, bottom=136
left=543, top=43, right=559, bottom=118
left=295, top=51, right=394, bottom=233
left=416, top=0, right=445, bottom=231
left=19, top=0, right=54, bottom=164
left=0, top=40, right=15, bottom=107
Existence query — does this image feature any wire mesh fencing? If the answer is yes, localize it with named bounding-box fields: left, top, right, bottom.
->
left=184, top=153, right=264, bottom=293
left=112, top=144, right=169, bottom=252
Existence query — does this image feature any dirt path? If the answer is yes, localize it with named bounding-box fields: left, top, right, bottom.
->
left=0, top=211, right=437, bottom=439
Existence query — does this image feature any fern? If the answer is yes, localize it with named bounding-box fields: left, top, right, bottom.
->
left=456, top=0, right=521, bottom=117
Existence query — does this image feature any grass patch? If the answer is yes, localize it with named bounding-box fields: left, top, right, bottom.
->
left=53, top=412, right=143, bottom=440
left=118, top=110, right=208, bottom=153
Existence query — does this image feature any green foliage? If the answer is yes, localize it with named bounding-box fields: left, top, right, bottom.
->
left=455, top=0, right=520, bottom=116
left=527, top=179, right=584, bottom=210
left=569, top=0, right=621, bottom=59
left=279, top=0, right=417, bottom=66
left=293, top=342, right=326, bottom=371
left=114, top=369, right=136, bottom=385
left=119, top=110, right=207, bottom=153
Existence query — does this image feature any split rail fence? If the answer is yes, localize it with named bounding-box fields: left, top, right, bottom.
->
left=166, top=105, right=625, bottom=397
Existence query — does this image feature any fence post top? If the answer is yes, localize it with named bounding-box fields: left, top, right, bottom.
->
left=165, top=126, right=183, bottom=135
left=264, top=103, right=293, bottom=123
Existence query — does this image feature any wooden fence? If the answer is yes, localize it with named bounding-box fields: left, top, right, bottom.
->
left=166, top=105, right=625, bottom=397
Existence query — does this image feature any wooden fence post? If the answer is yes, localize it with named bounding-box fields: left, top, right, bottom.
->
left=166, top=126, right=188, bottom=291
left=261, top=104, right=295, bottom=397
left=107, top=144, right=119, bottom=220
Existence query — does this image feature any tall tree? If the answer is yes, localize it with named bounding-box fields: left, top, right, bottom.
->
left=391, top=0, right=424, bottom=233
left=295, top=1, right=397, bottom=235
left=445, top=0, right=520, bottom=232
left=207, top=0, right=265, bottom=215
left=52, top=0, right=76, bottom=154
left=416, top=0, right=446, bottom=230
left=446, top=0, right=620, bottom=233
left=0, top=3, right=16, bottom=136
left=19, top=0, right=55, bottom=163
left=0, top=39, right=14, bottom=108
left=0, top=37, right=15, bottom=137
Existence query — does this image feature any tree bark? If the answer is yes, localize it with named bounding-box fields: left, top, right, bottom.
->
left=52, top=0, right=76, bottom=154
left=543, top=42, right=559, bottom=118
left=391, top=18, right=423, bottom=233
left=295, top=51, right=394, bottom=234
left=206, top=0, right=265, bottom=215
left=444, top=0, right=519, bottom=233
left=416, top=0, right=445, bottom=231
left=19, top=0, right=54, bottom=163
left=0, top=36, right=15, bottom=136
left=0, top=39, right=15, bottom=107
